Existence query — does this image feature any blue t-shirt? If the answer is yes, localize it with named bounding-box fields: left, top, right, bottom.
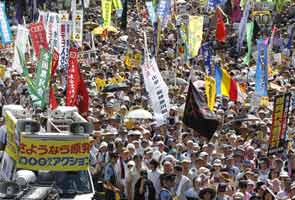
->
left=159, top=189, right=173, bottom=200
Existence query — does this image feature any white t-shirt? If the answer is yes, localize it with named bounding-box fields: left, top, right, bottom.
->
left=148, top=169, right=162, bottom=197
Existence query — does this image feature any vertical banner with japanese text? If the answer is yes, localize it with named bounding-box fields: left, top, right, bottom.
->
left=29, top=22, right=49, bottom=58
left=102, top=0, right=112, bottom=27
left=66, top=48, right=80, bottom=106
left=33, top=49, right=52, bottom=109
left=46, top=12, right=59, bottom=51
left=268, top=93, right=291, bottom=155
left=58, top=12, right=70, bottom=70
left=72, top=10, right=83, bottom=47
left=0, top=2, right=12, bottom=45
left=141, top=57, right=170, bottom=124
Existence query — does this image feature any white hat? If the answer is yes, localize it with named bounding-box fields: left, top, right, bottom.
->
left=99, top=142, right=108, bottom=149
left=127, top=160, right=135, bottom=166
left=213, top=159, right=223, bottom=167
left=233, top=192, right=244, bottom=199
left=127, top=143, right=135, bottom=150
left=280, top=171, right=289, bottom=178
left=199, top=152, right=209, bottom=157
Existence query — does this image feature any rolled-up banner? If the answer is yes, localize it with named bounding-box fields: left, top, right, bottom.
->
left=46, top=12, right=59, bottom=51
left=72, top=10, right=83, bottom=47
left=29, top=22, right=49, bottom=58
left=66, top=48, right=80, bottom=106
left=0, top=2, right=12, bottom=45
left=12, top=25, right=28, bottom=74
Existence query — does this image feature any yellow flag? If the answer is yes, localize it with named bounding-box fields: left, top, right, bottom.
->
left=125, top=54, right=131, bottom=68
left=102, top=0, right=112, bottom=27
left=221, top=68, right=231, bottom=97
left=188, top=16, right=204, bottom=58
left=95, top=77, right=106, bottom=91
left=112, top=0, right=122, bottom=10
left=205, top=76, right=216, bottom=111
left=0, top=64, right=5, bottom=79
left=115, top=192, right=120, bottom=200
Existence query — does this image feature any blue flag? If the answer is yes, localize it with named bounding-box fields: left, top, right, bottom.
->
left=0, top=2, right=12, bottom=45
left=237, top=0, right=251, bottom=52
left=157, top=0, right=171, bottom=27
left=201, top=43, right=212, bottom=75
left=215, top=64, right=222, bottom=97
left=255, top=39, right=268, bottom=97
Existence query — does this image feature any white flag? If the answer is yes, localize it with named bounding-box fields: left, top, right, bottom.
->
left=12, top=25, right=28, bottom=73
left=141, top=57, right=170, bottom=123
left=46, top=12, right=59, bottom=51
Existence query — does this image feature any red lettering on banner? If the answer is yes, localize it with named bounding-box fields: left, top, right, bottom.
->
left=37, top=145, right=48, bottom=155
left=29, top=22, right=49, bottom=58
left=70, top=143, right=81, bottom=154
left=66, top=48, right=80, bottom=106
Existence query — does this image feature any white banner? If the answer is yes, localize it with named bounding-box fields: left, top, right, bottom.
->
left=38, top=10, right=48, bottom=31
left=46, top=12, right=59, bottom=51
left=58, top=11, right=71, bottom=70
left=84, top=0, right=90, bottom=8
left=12, top=25, right=28, bottom=73
left=141, top=57, right=170, bottom=123
left=72, top=10, right=83, bottom=47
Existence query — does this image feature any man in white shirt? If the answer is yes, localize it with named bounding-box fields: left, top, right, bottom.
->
left=148, top=159, right=162, bottom=199
left=174, top=165, right=192, bottom=200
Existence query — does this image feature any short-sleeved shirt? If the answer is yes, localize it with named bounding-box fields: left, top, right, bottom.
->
left=104, top=163, right=116, bottom=183
left=159, top=189, right=173, bottom=200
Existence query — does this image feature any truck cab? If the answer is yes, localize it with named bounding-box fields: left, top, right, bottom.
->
left=0, top=106, right=95, bottom=200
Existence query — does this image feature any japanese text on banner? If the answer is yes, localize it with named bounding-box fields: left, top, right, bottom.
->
left=4, top=112, right=18, bottom=160
left=29, top=22, right=49, bottom=58
left=102, top=0, right=112, bottom=27
left=18, top=136, right=90, bottom=171
left=72, top=10, right=83, bottom=46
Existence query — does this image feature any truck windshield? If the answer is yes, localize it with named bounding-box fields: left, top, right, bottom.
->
left=37, top=170, right=92, bottom=196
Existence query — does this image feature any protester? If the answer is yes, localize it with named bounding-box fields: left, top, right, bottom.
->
left=0, top=0, right=295, bottom=200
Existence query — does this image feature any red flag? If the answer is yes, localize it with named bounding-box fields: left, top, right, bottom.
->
left=229, top=79, right=238, bottom=101
left=49, top=50, right=59, bottom=110
left=78, top=72, right=89, bottom=118
left=49, top=87, right=58, bottom=110
left=51, top=50, right=59, bottom=78
left=29, top=22, right=48, bottom=58
left=216, top=8, right=227, bottom=42
left=66, top=48, right=80, bottom=106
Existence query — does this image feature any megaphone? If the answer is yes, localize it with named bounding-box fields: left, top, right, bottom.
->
left=70, top=122, right=93, bottom=135
left=16, top=119, right=40, bottom=133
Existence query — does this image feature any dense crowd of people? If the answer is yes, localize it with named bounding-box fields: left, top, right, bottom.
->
left=0, top=0, right=295, bottom=200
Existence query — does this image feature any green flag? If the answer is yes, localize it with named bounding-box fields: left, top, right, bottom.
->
left=17, top=47, right=51, bottom=109
left=17, top=46, right=43, bottom=108
left=243, top=22, right=254, bottom=65
left=33, top=49, right=52, bottom=109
